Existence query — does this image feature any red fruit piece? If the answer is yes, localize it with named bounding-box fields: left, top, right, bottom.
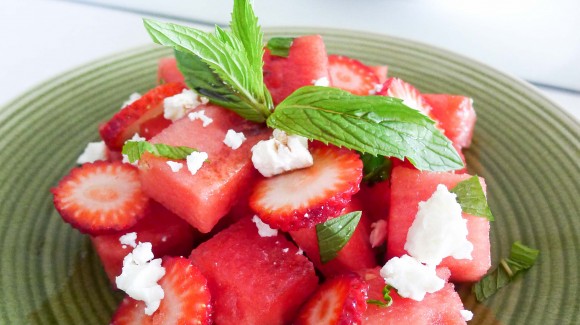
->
left=370, top=65, right=388, bottom=84
left=153, top=257, right=213, bottom=325
left=91, top=201, right=199, bottom=285
left=249, top=144, right=363, bottom=232
left=189, top=218, right=318, bottom=325
left=111, top=297, right=152, bottom=325
left=264, top=35, right=330, bottom=104
left=328, top=55, right=380, bottom=95
left=157, top=57, right=185, bottom=84
left=378, top=78, right=432, bottom=116
left=295, top=273, right=368, bottom=325
left=424, top=94, right=476, bottom=149
left=356, top=180, right=391, bottom=223
left=51, top=161, right=149, bottom=235
left=99, top=82, right=186, bottom=150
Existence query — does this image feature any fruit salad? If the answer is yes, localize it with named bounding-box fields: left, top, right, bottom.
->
left=50, top=0, right=539, bottom=324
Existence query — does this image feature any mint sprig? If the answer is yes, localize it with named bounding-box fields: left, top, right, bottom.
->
left=473, top=241, right=539, bottom=302
left=268, top=86, right=464, bottom=171
left=316, top=211, right=362, bottom=263
left=367, top=285, right=394, bottom=308
left=122, top=141, right=197, bottom=163
left=266, top=37, right=294, bottom=57
left=451, top=175, right=494, bottom=221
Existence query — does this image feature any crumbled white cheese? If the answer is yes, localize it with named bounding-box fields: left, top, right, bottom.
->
left=166, top=161, right=183, bottom=173
left=223, top=129, right=246, bottom=150
left=369, top=220, right=388, bottom=248
left=405, top=184, right=473, bottom=266
left=251, top=129, right=313, bottom=177
left=77, top=141, right=107, bottom=164
left=186, top=151, right=208, bottom=175
left=119, top=232, right=137, bottom=248
left=380, top=254, right=444, bottom=301
left=121, top=133, right=146, bottom=165
left=121, top=92, right=141, bottom=109
left=187, top=109, right=213, bottom=127
left=369, top=83, right=384, bottom=95
left=163, top=89, right=202, bottom=122
left=252, top=215, right=278, bottom=237
left=312, top=76, right=330, bottom=87
left=460, top=309, right=474, bottom=321
left=116, top=242, right=166, bottom=315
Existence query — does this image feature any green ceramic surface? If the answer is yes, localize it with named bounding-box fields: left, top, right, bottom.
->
left=0, top=28, right=578, bottom=324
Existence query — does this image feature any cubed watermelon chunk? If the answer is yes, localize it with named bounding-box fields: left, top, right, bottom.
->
left=424, top=94, right=476, bottom=148
left=139, top=104, right=270, bottom=233
left=157, top=57, right=185, bottom=85
left=356, top=180, right=391, bottom=223
left=289, top=199, right=377, bottom=277
left=361, top=267, right=467, bottom=325
left=91, top=201, right=198, bottom=285
left=189, top=218, right=318, bottom=325
left=387, top=167, right=491, bottom=282
left=264, top=35, right=330, bottom=104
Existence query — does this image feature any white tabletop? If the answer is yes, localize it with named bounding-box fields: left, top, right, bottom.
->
left=1, top=0, right=578, bottom=121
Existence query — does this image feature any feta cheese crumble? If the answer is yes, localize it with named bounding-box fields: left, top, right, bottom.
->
left=251, top=129, right=313, bottom=177
left=188, top=109, right=213, bottom=127
left=119, top=232, right=137, bottom=248
left=312, top=76, right=330, bottom=87
left=369, top=220, right=388, bottom=248
left=77, top=141, right=107, bottom=164
left=380, top=254, right=444, bottom=301
left=369, top=83, right=383, bottom=95
left=405, top=184, right=473, bottom=266
left=116, top=241, right=166, bottom=315
left=460, top=309, right=474, bottom=321
left=186, top=151, right=208, bottom=175
left=121, top=92, right=141, bottom=108
left=163, top=89, right=203, bottom=122
left=223, top=129, right=246, bottom=150
left=166, top=161, right=183, bottom=172
left=252, top=215, right=278, bottom=237
left=121, top=133, right=146, bottom=165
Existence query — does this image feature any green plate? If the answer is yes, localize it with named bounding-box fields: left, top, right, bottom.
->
left=0, top=28, right=578, bottom=324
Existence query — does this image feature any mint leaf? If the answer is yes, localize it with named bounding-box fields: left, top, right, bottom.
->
left=266, top=37, right=294, bottom=57
left=360, top=153, right=392, bottom=185
left=473, top=241, right=539, bottom=302
left=143, top=12, right=272, bottom=122
left=316, top=211, right=362, bottom=263
left=367, top=285, right=394, bottom=308
left=268, top=86, right=464, bottom=172
left=122, top=141, right=197, bottom=163
left=451, top=175, right=494, bottom=221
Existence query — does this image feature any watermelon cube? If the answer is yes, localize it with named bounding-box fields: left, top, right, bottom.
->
left=139, top=104, right=271, bottom=233
left=91, top=201, right=198, bottom=285
left=424, top=94, right=476, bottom=148
left=387, top=167, right=491, bottom=282
left=356, top=180, right=391, bottom=223
left=189, top=218, right=319, bottom=325
left=157, top=57, right=185, bottom=85
left=360, top=268, right=467, bottom=324
left=264, top=35, right=330, bottom=104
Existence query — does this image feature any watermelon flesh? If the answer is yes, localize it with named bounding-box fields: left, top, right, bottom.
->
left=139, top=104, right=271, bottom=233
left=157, top=57, right=185, bottom=85
left=264, top=35, right=330, bottom=104
left=387, top=167, right=491, bottom=282
left=360, top=268, right=467, bottom=324
left=189, top=218, right=318, bottom=325
left=424, top=94, right=476, bottom=149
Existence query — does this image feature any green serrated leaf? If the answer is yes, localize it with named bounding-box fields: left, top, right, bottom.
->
left=451, top=175, right=494, bottom=221
left=122, top=141, right=197, bottom=163
left=316, top=211, right=362, bottom=263
left=266, top=37, right=294, bottom=57
left=473, top=241, right=539, bottom=302
left=267, top=86, right=464, bottom=172
left=359, top=152, right=392, bottom=185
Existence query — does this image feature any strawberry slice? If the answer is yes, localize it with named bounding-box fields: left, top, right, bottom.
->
left=249, top=144, right=362, bottom=231
left=294, top=273, right=368, bottom=325
left=328, top=55, right=379, bottom=95
left=111, top=297, right=152, bottom=325
left=370, top=65, right=388, bottom=84
left=51, top=161, right=149, bottom=235
left=99, top=82, right=186, bottom=150
left=378, top=78, right=432, bottom=116
left=152, top=257, right=212, bottom=325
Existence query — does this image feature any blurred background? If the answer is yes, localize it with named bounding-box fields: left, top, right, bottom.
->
left=1, top=0, right=578, bottom=118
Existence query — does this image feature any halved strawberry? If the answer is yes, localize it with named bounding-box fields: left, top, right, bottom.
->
left=111, top=297, right=152, bottom=325
left=378, top=77, right=432, bottom=116
left=294, top=273, right=368, bottom=325
left=51, top=161, right=149, bottom=234
left=99, top=83, right=186, bottom=150
left=328, top=55, right=379, bottom=95
left=249, top=144, right=362, bottom=231
left=152, top=257, right=212, bottom=325
left=370, top=65, right=388, bottom=84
